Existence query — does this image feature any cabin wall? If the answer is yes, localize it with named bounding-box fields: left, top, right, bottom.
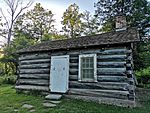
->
left=16, top=52, right=51, bottom=92
left=51, top=45, right=135, bottom=101
left=16, top=44, right=135, bottom=101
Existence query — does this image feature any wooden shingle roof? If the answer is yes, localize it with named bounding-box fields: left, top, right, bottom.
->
left=18, top=27, right=140, bottom=53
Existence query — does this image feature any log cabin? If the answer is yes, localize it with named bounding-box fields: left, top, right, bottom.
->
left=15, top=11, right=140, bottom=108
left=15, top=27, right=140, bottom=107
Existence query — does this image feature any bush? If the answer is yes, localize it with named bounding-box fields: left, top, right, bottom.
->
left=0, top=74, right=16, bottom=85
left=136, top=67, right=150, bottom=84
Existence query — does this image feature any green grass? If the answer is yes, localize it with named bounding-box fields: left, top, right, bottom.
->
left=0, top=85, right=150, bottom=113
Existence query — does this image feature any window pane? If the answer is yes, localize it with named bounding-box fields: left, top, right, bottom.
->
left=81, top=56, right=94, bottom=80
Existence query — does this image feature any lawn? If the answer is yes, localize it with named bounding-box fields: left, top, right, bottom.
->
left=0, top=85, right=150, bottom=113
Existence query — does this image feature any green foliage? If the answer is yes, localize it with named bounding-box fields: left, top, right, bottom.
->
left=14, top=3, right=55, bottom=42
left=0, top=75, right=16, bottom=85
left=81, top=11, right=101, bottom=35
left=0, top=31, right=36, bottom=76
left=135, top=67, right=150, bottom=84
left=62, top=3, right=83, bottom=38
left=41, top=33, right=67, bottom=41
left=95, top=0, right=150, bottom=36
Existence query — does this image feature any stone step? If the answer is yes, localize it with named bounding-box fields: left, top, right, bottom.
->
left=45, top=94, right=62, bottom=100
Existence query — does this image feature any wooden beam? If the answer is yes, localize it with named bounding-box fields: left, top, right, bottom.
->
left=19, top=53, right=50, bottom=60
left=19, top=79, right=49, bottom=86
left=20, top=69, right=50, bottom=74
left=69, top=81, right=129, bottom=91
left=68, top=88, right=129, bottom=99
left=20, top=59, right=50, bottom=65
left=15, top=85, right=49, bottom=91
left=69, top=75, right=78, bottom=81
left=97, top=76, right=127, bottom=82
left=97, top=55, right=126, bottom=60
left=97, top=62, right=126, bottom=68
left=20, top=74, right=49, bottom=79
left=19, top=63, right=50, bottom=69
left=97, top=68, right=126, bottom=75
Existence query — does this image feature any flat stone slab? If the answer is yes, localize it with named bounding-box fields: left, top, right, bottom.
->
left=50, top=100, right=61, bottom=104
left=43, top=103, right=57, bottom=108
left=22, top=104, right=34, bottom=109
left=45, top=94, right=62, bottom=100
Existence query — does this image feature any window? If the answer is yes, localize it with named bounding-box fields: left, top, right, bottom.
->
left=79, top=54, right=97, bottom=82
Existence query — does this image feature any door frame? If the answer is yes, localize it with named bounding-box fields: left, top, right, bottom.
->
left=50, top=55, right=69, bottom=93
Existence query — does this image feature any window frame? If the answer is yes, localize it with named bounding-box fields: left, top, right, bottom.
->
left=78, top=54, right=97, bottom=82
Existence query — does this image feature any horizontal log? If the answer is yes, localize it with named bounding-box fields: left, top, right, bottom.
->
left=69, top=75, right=78, bottom=81
left=97, top=76, right=127, bottom=82
left=70, top=63, right=78, bottom=67
left=64, top=95, right=135, bottom=107
left=99, top=49, right=131, bottom=55
left=127, top=56, right=132, bottom=61
left=97, top=68, right=126, bottom=75
left=97, top=55, right=126, bottom=60
left=19, top=79, right=49, bottom=86
left=70, top=57, right=78, bottom=60
left=19, top=53, right=50, bottom=60
left=69, top=68, right=78, bottom=73
left=126, top=64, right=132, bottom=68
left=80, top=48, right=130, bottom=55
left=15, top=85, right=49, bottom=91
left=20, top=59, right=51, bottom=65
left=69, top=81, right=129, bottom=91
left=20, top=74, right=49, bottom=79
left=97, top=62, right=126, bottom=68
left=20, top=69, right=50, bottom=74
left=19, top=63, right=50, bottom=69
left=69, top=88, right=129, bottom=99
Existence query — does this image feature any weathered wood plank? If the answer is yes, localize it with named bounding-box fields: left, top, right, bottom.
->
left=99, top=49, right=131, bottom=55
left=20, top=74, right=49, bottom=79
left=97, top=55, right=126, bottom=60
left=69, top=75, right=78, bottom=81
left=97, top=68, right=126, bottom=75
left=80, top=48, right=130, bottom=55
left=97, top=62, right=126, bottom=68
left=19, top=79, right=49, bottom=86
left=20, top=69, right=50, bottom=74
left=15, top=85, right=49, bottom=91
left=70, top=63, right=78, bottom=67
left=97, top=76, right=127, bottom=82
left=19, top=63, right=50, bottom=69
left=69, top=88, right=129, bottom=99
left=70, top=57, right=78, bottom=60
left=19, top=53, right=50, bottom=60
left=20, top=59, right=50, bottom=65
left=69, top=81, right=129, bottom=91
left=69, top=68, right=78, bottom=73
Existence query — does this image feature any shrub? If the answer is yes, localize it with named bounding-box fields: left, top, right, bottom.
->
left=0, top=74, right=16, bottom=85
left=136, top=67, right=150, bottom=84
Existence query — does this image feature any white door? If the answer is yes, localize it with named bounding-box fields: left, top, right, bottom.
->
left=50, top=55, right=69, bottom=93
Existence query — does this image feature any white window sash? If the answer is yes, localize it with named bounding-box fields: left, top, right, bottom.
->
left=78, top=54, right=97, bottom=82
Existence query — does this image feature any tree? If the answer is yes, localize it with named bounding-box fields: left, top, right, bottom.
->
left=0, top=0, right=33, bottom=46
left=14, top=3, right=55, bottom=42
left=81, top=11, right=100, bottom=35
left=62, top=3, right=83, bottom=38
left=94, top=0, right=150, bottom=36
